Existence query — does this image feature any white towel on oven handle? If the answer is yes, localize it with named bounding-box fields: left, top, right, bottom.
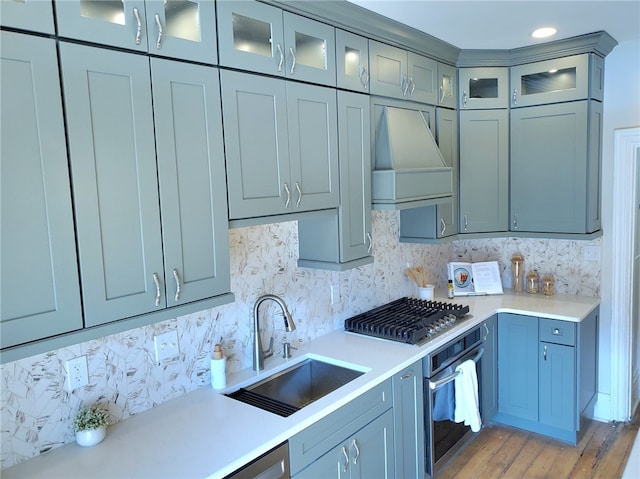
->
left=454, top=359, right=482, bottom=432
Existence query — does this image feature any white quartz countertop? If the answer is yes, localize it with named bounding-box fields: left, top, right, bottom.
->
left=3, top=292, right=599, bottom=479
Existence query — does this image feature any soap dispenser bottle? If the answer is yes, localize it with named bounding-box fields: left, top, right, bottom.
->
left=210, top=344, right=227, bottom=390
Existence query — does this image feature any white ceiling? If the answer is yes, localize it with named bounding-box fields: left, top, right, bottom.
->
left=346, top=0, right=640, bottom=50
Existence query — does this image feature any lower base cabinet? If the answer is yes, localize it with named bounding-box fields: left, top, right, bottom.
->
left=289, top=380, right=394, bottom=478
left=293, top=409, right=394, bottom=478
left=494, top=309, right=598, bottom=444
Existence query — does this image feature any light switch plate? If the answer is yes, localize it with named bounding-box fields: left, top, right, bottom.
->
left=154, top=331, right=180, bottom=363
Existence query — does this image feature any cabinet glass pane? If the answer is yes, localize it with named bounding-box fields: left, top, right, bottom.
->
left=232, top=13, right=272, bottom=57
left=295, top=32, right=326, bottom=70
left=441, top=74, right=453, bottom=99
left=521, top=67, right=577, bottom=96
left=345, top=46, right=361, bottom=77
left=469, top=78, right=498, bottom=98
left=80, top=0, right=125, bottom=25
left=164, top=0, right=200, bottom=42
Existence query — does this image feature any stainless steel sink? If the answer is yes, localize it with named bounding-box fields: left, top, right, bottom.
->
left=226, top=358, right=364, bottom=417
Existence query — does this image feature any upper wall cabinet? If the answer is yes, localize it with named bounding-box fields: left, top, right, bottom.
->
left=459, top=67, right=509, bottom=109
left=437, top=62, right=457, bottom=109
left=510, top=53, right=604, bottom=108
left=59, top=43, right=230, bottom=327
left=217, top=0, right=336, bottom=86
left=0, top=0, right=54, bottom=34
left=369, top=40, right=438, bottom=104
left=221, top=70, right=339, bottom=221
left=55, top=0, right=217, bottom=64
left=336, top=29, right=369, bottom=92
left=1, top=32, right=83, bottom=349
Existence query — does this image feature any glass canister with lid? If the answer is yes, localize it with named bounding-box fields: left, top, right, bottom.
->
left=541, top=274, right=555, bottom=296
left=511, top=254, right=524, bottom=292
left=526, top=270, right=539, bottom=294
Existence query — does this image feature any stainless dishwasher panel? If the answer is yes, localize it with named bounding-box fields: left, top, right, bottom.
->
left=224, top=442, right=290, bottom=479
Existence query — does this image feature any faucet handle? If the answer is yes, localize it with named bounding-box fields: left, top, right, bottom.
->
left=263, top=337, right=275, bottom=359
left=282, top=342, right=297, bottom=359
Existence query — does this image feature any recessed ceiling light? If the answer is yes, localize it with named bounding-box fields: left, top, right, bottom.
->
left=532, top=27, right=557, bottom=39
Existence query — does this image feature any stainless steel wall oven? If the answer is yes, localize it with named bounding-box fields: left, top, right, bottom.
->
left=423, top=324, right=484, bottom=477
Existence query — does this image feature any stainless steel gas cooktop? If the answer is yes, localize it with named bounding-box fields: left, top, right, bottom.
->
left=344, top=297, right=470, bottom=346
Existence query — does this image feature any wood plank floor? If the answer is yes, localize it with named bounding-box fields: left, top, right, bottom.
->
left=437, top=410, right=640, bottom=479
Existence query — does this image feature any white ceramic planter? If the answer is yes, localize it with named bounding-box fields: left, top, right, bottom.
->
left=75, top=427, right=106, bottom=447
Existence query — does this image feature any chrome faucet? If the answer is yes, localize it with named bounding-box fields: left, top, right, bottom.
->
left=252, top=294, right=296, bottom=371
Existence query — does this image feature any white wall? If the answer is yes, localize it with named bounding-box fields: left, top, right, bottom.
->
left=599, top=38, right=640, bottom=419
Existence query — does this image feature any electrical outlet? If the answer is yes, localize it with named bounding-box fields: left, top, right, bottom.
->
left=154, top=331, right=180, bottom=363
left=583, top=245, right=601, bottom=261
left=330, top=284, right=341, bottom=305
left=65, top=356, right=89, bottom=391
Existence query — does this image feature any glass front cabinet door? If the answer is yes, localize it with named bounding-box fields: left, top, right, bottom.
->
left=336, top=29, right=369, bottom=92
left=459, top=67, right=509, bottom=109
left=217, top=1, right=335, bottom=86
left=510, top=53, right=604, bottom=108
left=55, top=0, right=217, bottom=63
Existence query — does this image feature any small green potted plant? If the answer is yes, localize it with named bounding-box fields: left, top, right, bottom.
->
left=73, top=405, right=110, bottom=447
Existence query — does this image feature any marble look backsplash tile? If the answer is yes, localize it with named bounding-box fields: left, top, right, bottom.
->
left=0, top=211, right=601, bottom=470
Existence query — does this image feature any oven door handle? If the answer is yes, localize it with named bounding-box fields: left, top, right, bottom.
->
left=428, top=348, right=484, bottom=390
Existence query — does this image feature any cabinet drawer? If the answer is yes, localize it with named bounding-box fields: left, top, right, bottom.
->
left=289, top=379, right=392, bottom=475
left=539, top=318, right=575, bottom=346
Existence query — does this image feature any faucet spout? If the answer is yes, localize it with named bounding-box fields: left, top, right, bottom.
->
left=252, top=294, right=296, bottom=371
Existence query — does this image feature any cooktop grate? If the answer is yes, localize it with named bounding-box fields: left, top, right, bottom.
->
left=344, top=297, right=470, bottom=345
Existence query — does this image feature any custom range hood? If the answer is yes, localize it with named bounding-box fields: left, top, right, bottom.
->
left=372, top=104, right=453, bottom=209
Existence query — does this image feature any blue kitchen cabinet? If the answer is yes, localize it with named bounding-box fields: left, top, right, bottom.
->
left=510, top=54, right=604, bottom=108
left=221, top=70, right=339, bottom=221
left=459, top=67, right=509, bottom=110
left=392, top=362, right=425, bottom=479
left=510, top=100, right=602, bottom=234
left=336, top=29, right=370, bottom=92
left=497, top=313, right=539, bottom=422
left=437, top=62, right=457, bottom=108
left=0, top=0, right=54, bottom=33
left=298, top=91, right=372, bottom=270
left=150, top=58, right=231, bottom=307
left=55, top=0, right=217, bottom=64
left=495, top=310, right=599, bottom=444
left=459, top=109, right=509, bottom=233
left=369, top=40, right=438, bottom=104
left=290, top=380, right=393, bottom=477
left=60, top=42, right=230, bottom=327
left=1, top=32, right=83, bottom=348
left=481, top=315, right=498, bottom=423
left=217, top=0, right=336, bottom=86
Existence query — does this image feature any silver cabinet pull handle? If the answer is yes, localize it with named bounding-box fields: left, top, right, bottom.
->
left=440, top=85, right=445, bottom=103
left=402, top=75, right=409, bottom=96
left=543, top=344, right=547, bottom=361
left=295, top=182, right=302, bottom=207
left=341, top=446, right=349, bottom=473
left=463, top=91, right=468, bottom=107
left=283, top=183, right=291, bottom=208
left=153, top=272, right=161, bottom=306
left=464, top=214, right=468, bottom=231
left=289, top=47, right=296, bottom=74
left=367, top=233, right=373, bottom=253
left=360, top=66, right=369, bottom=89
left=483, top=322, right=489, bottom=341
left=513, top=213, right=518, bottom=229
left=400, top=372, right=413, bottom=380
left=351, top=439, right=360, bottom=465
left=133, top=7, right=142, bottom=45
left=154, top=13, right=163, bottom=49
left=409, top=78, right=415, bottom=96
left=440, top=217, right=446, bottom=236
left=172, top=269, right=181, bottom=302
left=277, top=43, right=284, bottom=72
left=513, top=88, right=518, bottom=105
